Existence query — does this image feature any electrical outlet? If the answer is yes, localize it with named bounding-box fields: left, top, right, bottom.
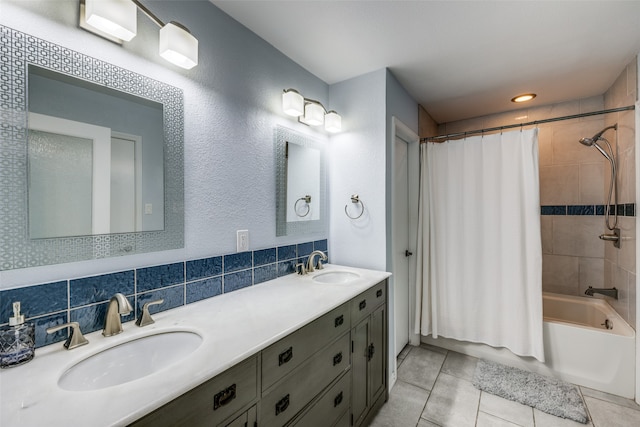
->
left=144, top=203, right=153, bottom=215
left=237, top=230, right=249, bottom=252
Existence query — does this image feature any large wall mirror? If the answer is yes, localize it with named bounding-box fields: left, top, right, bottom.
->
left=275, top=126, right=327, bottom=236
left=0, top=25, right=184, bottom=270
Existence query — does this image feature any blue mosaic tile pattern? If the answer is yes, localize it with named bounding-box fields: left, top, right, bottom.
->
left=254, top=248, right=276, bottom=266
left=137, top=286, right=184, bottom=315
left=541, top=204, right=636, bottom=217
left=224, top=252, right=253, bottom=273
left=0, top=281, right=67, bottom=320
left=297, top=242, right=314, bottom=257
left=540, top=206, right=567, bottom=215
left=34, top=312, right=68, bottom=348
left=70, top=271, right=135, bottom=308
left=314, top=239, right=328, bottom=252
left=186, top=257, right=222, bottom=282
left=187, top=277, right=222, bottom=304
left=224, top=270, right=253, bottom=293
left=277, top=245, right=297, bottom=261
left=0, top=239, right=327, bottom=349
left=254, top=264, right=278, bottom=284
left=278, top=260, right=297, bottom=277
left=567, top=205, right=595, bottom=215
left=137, top=263, right=185, bottom=293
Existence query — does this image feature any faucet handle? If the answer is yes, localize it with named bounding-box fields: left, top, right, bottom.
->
left=295, top=263, right=307, bottom=275
left=136, top=299, right=164, bottom=327
left=46, top=322, right=89, bottom=350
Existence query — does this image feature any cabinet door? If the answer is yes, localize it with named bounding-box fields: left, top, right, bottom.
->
left=351, top=317, right=370, bottom=427
left=369, top=304, right=386, bottom=404
left=222, top=405, right=256, bottom=427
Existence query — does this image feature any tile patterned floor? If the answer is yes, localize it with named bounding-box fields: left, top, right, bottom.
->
left=371, top=344, right=640, bottom=427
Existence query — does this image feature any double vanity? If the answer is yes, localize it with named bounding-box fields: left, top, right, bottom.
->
left=0, top=264, right=390, bottom=427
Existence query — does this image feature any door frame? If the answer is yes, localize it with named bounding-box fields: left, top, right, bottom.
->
left=389, top=117, right=420, bottom=387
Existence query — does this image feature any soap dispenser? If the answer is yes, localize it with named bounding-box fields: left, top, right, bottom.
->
left=0, top=302, right=35, bottom=368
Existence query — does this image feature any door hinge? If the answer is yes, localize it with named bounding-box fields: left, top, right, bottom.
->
left=351, top=340, right=354, bottom=353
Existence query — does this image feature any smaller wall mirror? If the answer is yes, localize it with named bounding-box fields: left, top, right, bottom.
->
left=275, top=126, right=327, bottom=236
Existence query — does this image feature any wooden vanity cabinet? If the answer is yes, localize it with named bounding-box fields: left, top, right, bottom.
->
left=130, top=355, right=259, bottom=427
left=129, top=279, right=388, bottom=427
left=351, top=282, right=387, bottom=427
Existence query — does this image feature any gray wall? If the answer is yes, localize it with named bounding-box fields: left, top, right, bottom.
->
left=1, top=0, right=331, bottom=287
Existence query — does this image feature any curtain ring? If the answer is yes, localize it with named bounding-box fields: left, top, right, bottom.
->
left=345, top=194, right=365, bottom=219
left=294, top=195, right=311, bottom=217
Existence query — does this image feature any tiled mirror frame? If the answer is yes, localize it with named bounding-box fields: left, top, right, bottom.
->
left=0, top=25, right=184, bottom=270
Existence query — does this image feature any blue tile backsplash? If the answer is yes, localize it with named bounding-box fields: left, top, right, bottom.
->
left=0, top=239, right=328, bottom=349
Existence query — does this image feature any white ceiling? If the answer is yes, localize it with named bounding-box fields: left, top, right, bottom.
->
left=211, top=1, right=640, bottom=124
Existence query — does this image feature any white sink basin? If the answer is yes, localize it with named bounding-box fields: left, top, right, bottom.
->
left=58, top=331, right=202, bottom=391
left=312, top=271, right=360, bottom=284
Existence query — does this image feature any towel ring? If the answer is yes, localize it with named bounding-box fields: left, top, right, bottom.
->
left=345, top=194, right=365, bottom=219
left=294, top=195, right=311, bottom=217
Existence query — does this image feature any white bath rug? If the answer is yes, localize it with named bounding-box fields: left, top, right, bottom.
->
left=473, top=359, right=589, bottom=424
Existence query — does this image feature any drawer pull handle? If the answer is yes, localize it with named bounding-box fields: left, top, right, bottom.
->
left=213, top=383, right=236, bottom=410
left=359, top=300, right=366, bottom=311
left=334, top=314, right=344, bottom=328
left=275, top=394, right=290, bottom=415
left=333, top=352, right=343, bottom=366
left=334, top=391, right=343, bottom=407
left=376, top=289, right=383, bottom=298
left=367, top=343, right=376, bottom=361
left=278, top=346, right=293, bottom=366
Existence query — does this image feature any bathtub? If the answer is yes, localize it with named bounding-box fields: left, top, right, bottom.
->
left=423, top=292, right=636, bottom=398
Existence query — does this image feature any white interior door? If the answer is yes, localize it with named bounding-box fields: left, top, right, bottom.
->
left=394, top=135, right=410, bottom=356
left=28, top=112, right=111, bottom=237
left=110, top=135, right=137, bottom=233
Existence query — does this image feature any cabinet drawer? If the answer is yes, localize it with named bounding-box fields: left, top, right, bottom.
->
left=351, top=280, right=386, bottom=325
left=290, top=371, right=350, bottom=427
left=334, top=410, right=350, bottom=427
left=262, top=302, right=350, bottom=392
left=260, top=333, right=350, bottom=427
left=131, top=356, right=258, bottom=427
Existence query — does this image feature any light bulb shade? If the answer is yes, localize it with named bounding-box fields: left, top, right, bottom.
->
left=304, top=102, right=325, bottom=126
left=324, top=110, right=342, bottom=132
left=159, top=22, right=198, bottom=70
left=85, top=0, right=137, bottom=42
left=282, top=90, right=304, bottom=117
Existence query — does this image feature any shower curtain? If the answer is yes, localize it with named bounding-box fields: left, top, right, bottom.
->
left=414, top=129, right=544, bottom=361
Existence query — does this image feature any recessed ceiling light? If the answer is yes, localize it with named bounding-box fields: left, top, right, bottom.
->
left=511, top=93, right=537, bottom=103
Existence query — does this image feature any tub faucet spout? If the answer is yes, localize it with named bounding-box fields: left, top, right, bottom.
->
left=585, top=286, right=618, bottom=299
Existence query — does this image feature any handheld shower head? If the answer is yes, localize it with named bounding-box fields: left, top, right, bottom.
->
left=577, top=123, right=619, bottom=231
left=591, top=124, right=618, bottom=143
left=578, top=124, right=618, bottom=161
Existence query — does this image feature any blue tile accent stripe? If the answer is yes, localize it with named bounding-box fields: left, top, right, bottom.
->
left=541, top=204, right=636, bottom=217
left=0, top=239, right=328, bottom=349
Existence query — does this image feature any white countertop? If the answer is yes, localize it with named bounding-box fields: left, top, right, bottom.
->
left=0, top=264, right=390, bottom=427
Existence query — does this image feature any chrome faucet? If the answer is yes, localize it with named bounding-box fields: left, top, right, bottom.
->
left=103, top=293, right=133, bottom=337
left=306, top=250, right=328, bottom=273
left=585, top=286, right=618, bottom=299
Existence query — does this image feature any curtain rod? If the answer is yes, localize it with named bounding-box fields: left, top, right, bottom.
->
left=421, top=105, right=636, bottom=143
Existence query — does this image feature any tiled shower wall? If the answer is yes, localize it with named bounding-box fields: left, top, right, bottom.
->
left=0, top=239, right=328, bottom=348
left=437, top=59, right=637, bottom=328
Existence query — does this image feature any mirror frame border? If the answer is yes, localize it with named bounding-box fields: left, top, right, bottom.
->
left=0, top=25, right=184, bottom=270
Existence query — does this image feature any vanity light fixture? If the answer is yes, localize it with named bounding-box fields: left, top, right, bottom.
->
left=282, top=89, right=342, bottom=133
left=79, top=0, right=198, bottom=70
left=511, top=93, right=537, bottom=103
left=81, top=0, right=137, bottom=42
